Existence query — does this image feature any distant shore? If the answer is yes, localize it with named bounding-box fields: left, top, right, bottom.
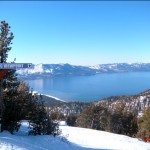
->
left=32, top=91, right=66, bottom=105
left=41, top=94, right=66, bottom=103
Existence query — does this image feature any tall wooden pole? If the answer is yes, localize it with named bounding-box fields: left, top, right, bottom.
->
left=0, top=70, right=8, bottom=133
left=0, top=79, right=3, bottom=132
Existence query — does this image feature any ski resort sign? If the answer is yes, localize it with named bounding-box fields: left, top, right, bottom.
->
left=0, top=63, right=32, bottom=69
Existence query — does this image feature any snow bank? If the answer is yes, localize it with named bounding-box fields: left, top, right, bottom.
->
left=60, top=126, right=150, bottom=150
left=59, top=121, right=67, bottom=126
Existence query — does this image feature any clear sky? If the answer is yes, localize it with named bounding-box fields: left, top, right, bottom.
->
left=0, top=1, right=150, bottom=66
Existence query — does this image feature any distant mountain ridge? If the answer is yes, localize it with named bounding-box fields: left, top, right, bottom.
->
left=16, top=63, right=150, bottom=78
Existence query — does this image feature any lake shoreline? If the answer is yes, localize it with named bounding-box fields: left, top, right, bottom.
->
left=32, top=91, right=67, bottom=105
left=26, top=72, right=150, bottom=102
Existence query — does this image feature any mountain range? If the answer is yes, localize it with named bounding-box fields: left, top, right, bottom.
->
left=16, top=63, right=150, bottom=78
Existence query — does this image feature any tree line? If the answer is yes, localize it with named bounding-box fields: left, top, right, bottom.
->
left=65, top=103, right=150, bottom=141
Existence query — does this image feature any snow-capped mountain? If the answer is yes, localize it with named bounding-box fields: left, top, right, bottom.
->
left=16, top=63, right=150, bottom=78
left=89, top=63, right=150, bottom=73
left=16, top=63, right=96, bottom=77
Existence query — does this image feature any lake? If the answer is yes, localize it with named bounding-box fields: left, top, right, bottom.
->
left=24, top=72, right=150, bottom=102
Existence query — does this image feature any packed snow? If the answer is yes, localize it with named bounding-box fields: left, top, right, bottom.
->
left=0, top=121, right=150, bottom=150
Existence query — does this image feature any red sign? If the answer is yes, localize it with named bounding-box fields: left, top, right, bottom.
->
left=146, top=137, right=150, bottom=142
left=0, top=69, right=9, bottom=80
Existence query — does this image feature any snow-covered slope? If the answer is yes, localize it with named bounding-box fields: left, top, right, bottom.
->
left=60, top=126, right=150, bottom=150
left=94, top=89, right=150, bottom=117
left=0, top=121, right=150, bottom=150
left=16, top=63, right=150, bottom=78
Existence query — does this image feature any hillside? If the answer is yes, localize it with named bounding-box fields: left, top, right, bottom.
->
left=94, top=89, right=150, bottom=117
left=17, top=63, right=150, bottom=78
left=42, top=89, right=150, bottom=117
left=0, top=121, right=149, bottom=150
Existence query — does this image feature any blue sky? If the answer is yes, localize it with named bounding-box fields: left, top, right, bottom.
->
left=0, top=1, right=150, bottom=66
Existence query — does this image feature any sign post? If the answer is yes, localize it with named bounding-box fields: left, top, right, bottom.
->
left=0, top=63, right=32, bottom=132
left=0, top=70, right=9, bottom=132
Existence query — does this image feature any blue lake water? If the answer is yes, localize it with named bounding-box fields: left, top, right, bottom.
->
left=24, top=72, right=150, bottom=102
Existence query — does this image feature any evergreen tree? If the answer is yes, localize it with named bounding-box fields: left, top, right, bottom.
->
left=76, top=104, right=108, bottom=130
left=2, top=80, right=32, bottom=133
left=0, top=21, right=14, bottom=63
left=27, top=93, right=59, bottom=135
left=50, top=112, right=65, bottom=121
left=76, top=105, right=94, bottom=128
left=122, top=112, right=138, bottom=136
left=108, top=103, right=138, bottom=136
left=0, top=20, right=18, bottom=133
left=138, top=108, right=150, bottom=138
left=90, top=105, right=108, bottom=130
left=66, top=114, right=77, bottom=126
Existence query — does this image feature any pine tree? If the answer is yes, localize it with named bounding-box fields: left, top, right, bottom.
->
left=108, top=103, right=138, bottom=136
left=138, top=108, right=150, bottom=138
left=76, top=104, right=108, bottom=130
left=0, top=20, right=18, bottom=133
left=66, top=114, right=77, bottom=126
left=28, top=93, right=59, bottom=136
left=0, top=21, right=14, bottom=63
left=2, top=80, right=31, bottom=133
left=76, top=108, right=92, bottom=128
